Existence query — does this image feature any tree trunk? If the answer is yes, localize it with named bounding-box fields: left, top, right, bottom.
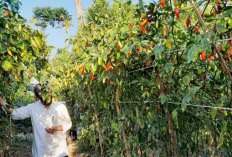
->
left=154, top=66, right=180, bottom=157
left=74, top=0, right=84, bottom=27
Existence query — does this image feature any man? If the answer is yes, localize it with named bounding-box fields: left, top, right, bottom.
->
left=0, top=83, right=72, bottom=157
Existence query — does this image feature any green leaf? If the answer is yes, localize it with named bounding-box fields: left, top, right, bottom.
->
left=48, top=46, right=55, bottom=50
left=183, top=75, right=190, bottom=85
left=22, top=40, right=31, bottom=46
left=160, top=94, right=168, bottom=104
left=187, top=44, right=197, bottom=63
left=154, top=45, right=165, bottom=57
left=217, top=133, right=224, bottom=148
left=89, top=53, right=98, bottom=56
left=183, top=95, right=192, bottom=103
left=29, top=18, right=38, bottom=23
left=200, top=37, right=208, bottom=51
left=189, top=86, right=200, bottom=95
left=216, top=24, right=226, bottom=34
left=220, top=8, right=232, bottom=19
left=129, top=80, right=139, bottom=85
left=211, top=108, right=217, bottom=119
left=172, top=109, right=178, bottom=128
left=164, top=63, right=174, bottom=71
left=2, top=61, right=13, bottom=71
left=182, top=100, right=187, bottom=112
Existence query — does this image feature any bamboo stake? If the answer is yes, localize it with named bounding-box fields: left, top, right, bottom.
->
left=114, top=92, right=131, bottom=157
left=1, top=127, right=7, bottom=157
left=154, top=67, right=180, bottom=157
left=87, top=85, right=104, bottom=157
left=189, top=0, right=232, bottom=84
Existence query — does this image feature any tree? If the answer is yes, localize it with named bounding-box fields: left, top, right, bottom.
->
left=32, top=7, right=72, bottom=49
left=74, top=0, right=84, bottom=27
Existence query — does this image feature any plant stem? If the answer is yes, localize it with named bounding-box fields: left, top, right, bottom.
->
left=188, top=0, right=232, bottom=84
left=114, top=92, right=131, bottom=157
left=88, top=85, right=104, bottom=157
left=154, top=66, right=180, bottom=157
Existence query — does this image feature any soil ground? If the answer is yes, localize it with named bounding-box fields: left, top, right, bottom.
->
left=4, top=134, right=81, bottom=157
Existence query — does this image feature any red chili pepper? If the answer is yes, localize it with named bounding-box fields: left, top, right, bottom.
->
left=203, top=73, right=207, bottom=81
left=219, top=43, right=222, bottom=52
left=114, top=68, right=117, bottom=74
left=121, top=62, right=124, bottom=68
left=213, top=24, right=217, bottom=33
left=91, top=74, right=94, bottom=81
left=105, top=62, right=110, bottom=68
left=201, top=50, right=206, bottom=61
left=175, top=7, right=179, bottom=19
left=131, top=40, right=133, bottom=44
left=226, top=54, right=229, bottom=62
left=158, top=104, right=161, bottom=110
left=119, top=92, right=122, bottom=97
left=5, top=9, right=9, bottom=17
left=117, top=42, right=121, bottom=51
left=152, top=42, right=156, bottom=48
left=193, top=95, right=196, bottom=99
left=146, top=58, right=149, bottom=67
left=155, top=95, right=158, bottom=100
left=130, top=22, right=134, bottom=28
left=207, top=53, right=213, bottom=62
left=140, top=23, right=146, bottom=34
left=106, top=66, right=112, bottom=72
left=163, top=28, right=166, bottom=38
left=86, top=42, right=89, bottom=47
left=108, top=78, right=111, bottom=83
left=114, top=58, right=117, bottom=63
left=228, top=33, right=231, bottom=44
left=186, top=16, right=190, bottom=27
left=228, top=46, right=232, bottom=57
left=195, top=25, right=199, bottom=34
left=7, top=78, right=10, bottom=84
left=161, top=0, right=165, bottom=7
left=146, top=46, right=149, bottom=51
left=202, top=84, right=206, bottom=90
left=166, top=86, right=169, bottom=91
left=166, top=26, right=169, bottom=31
left=137, top=46, right=142, bottom=54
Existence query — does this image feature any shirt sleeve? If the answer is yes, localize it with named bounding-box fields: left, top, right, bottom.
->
left=58, top=105, right=72, bottom=135
left=11, top=105, right=31, bottom=120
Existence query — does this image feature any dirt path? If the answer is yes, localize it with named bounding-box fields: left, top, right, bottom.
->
left=5, top=134, right=81, bottom=157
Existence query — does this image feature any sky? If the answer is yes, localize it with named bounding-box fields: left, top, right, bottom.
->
left=19, top=0, right=151, bottom=57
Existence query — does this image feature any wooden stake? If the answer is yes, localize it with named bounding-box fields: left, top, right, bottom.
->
left=155, top=67, right=180, bottom=157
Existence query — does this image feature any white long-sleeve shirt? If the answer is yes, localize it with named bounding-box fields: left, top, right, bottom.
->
left=11, top=101, right=72, bottom=157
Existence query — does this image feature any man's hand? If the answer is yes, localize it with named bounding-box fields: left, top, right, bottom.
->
left=0, top=97, right=13, bottom=114
left=45, top=125, right=63, bottom=134
left=0, top=97, right=7, bottom=107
